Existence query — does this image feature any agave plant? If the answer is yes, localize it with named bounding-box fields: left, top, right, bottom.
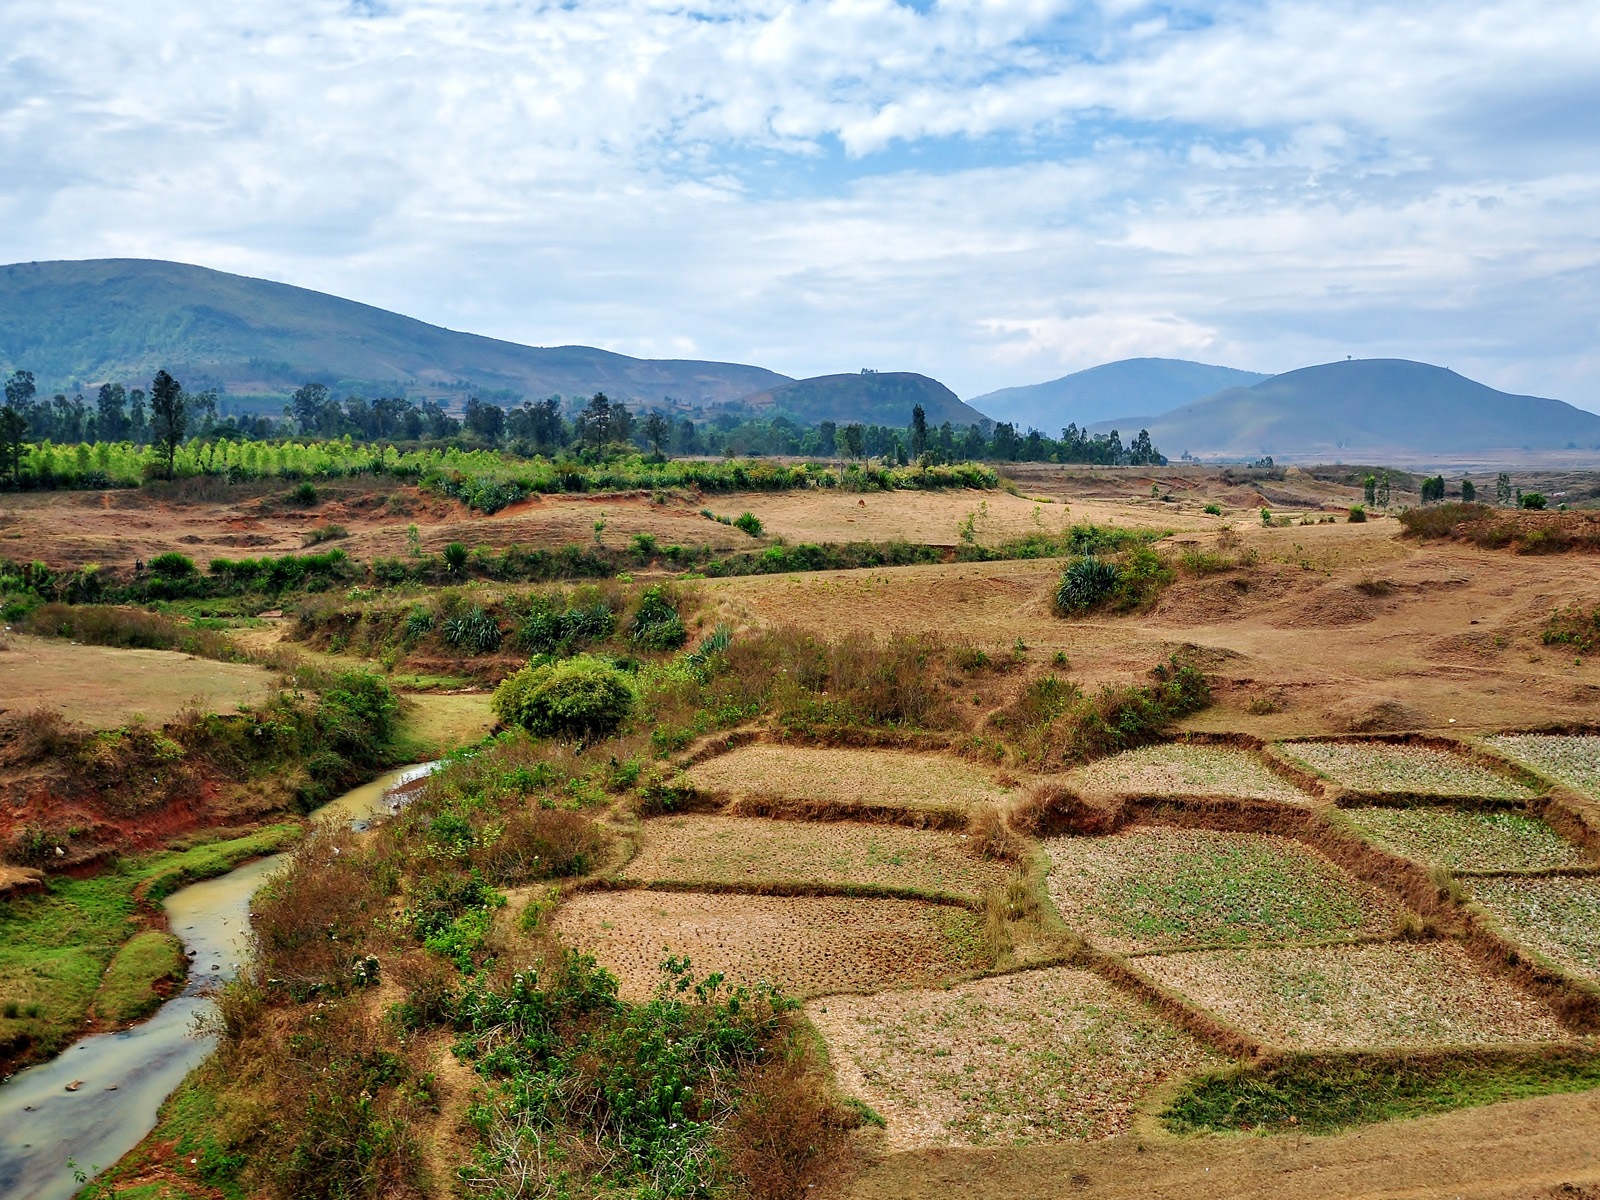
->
left=1054, top=555, right=1121, bottom=615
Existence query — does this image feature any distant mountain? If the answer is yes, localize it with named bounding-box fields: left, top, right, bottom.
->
left=737, top=371, right=989, bottom=428
left=968, top=358, right=1269, bottom=432
left=0, top=258, right=790, bottom=408
left=1094, top=359, right=1600, bottom=459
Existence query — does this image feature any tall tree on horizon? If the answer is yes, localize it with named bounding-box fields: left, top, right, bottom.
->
left=910, top=403, right=928, bottom=459
left=149, top=369, right=187, bottom=480
left=0, top=403, right=26, bottom=486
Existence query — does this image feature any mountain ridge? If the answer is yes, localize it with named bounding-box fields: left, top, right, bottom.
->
left=968, top=357, right=1270, bottom=431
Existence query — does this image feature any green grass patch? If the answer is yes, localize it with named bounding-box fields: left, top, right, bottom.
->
left=1163, top=1048, right=1600, bottom=1134
left=1338, top=806, right=1590, bottom=872
left=0, top=825, right=300, bottom=1069
left=94, top=930, right=187, bottom=1024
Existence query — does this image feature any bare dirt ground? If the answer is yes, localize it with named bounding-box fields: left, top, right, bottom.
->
left=549, top=890, right=986, bottom=1000
left=1135, top=941, right=1571, bottom=1048
left=809, top=967, right=1225, bottom=1150
left=0, top=633, right=275, bottom=727
left=831, top=1089, right=1600, bottom=1200
left=621, top=814, right=1008, bottom=899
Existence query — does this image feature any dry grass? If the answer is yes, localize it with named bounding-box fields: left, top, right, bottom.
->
left=1470, top=876, right=1600, bottom=984
left=807, top=966, right=1225, bottom=1150
left=550, top=891, right=986, bottom=999
left=1281, top=741, right=1536, bottom=799
left=1340, top=806, right=1592, bottom=872
left=1138, top=942, right=1570, bottom=1049
left=685, top=744, right=1015, bottom=811
left=0, top=633, right=275, bottom=729
left=1066, top=743, right=1310, bottom=803
left=1487, top=735, right=1600, bottom=801
left=1043, top=828, right=1398, bottom=953
left=621, top=815, right=1009, bottom=899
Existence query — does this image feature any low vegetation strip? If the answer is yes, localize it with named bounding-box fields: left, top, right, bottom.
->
left=1338, top=806, right=1591, bottom=873
left=92, top=929, right=186, bottom=1024
left=1042, top=829, right=1397, bottom=954
left=1469, top=876, right=1600, bottom=984
left=685, top=744, right=1015, bottom=812
left=1281, top=740, right=1536, bottom=800
left=1137, top=942, right=1570, bottom=1050
left=1163, top=1046, right=1600, bottom=1135
left=620, top=815, right=1009, bottom=900
left=808, top=966, right=1226, bottom=1150
left=550, top=891, right=987, bottom=1000
left=1487, top=734, right=1600, bottom=801
left=1066, top=743, right=1310, bottom=803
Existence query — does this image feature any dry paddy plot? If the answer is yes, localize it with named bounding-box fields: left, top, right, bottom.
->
left=1487, top=734, right=1600, bottom=801
left=1281, top=740, right=1535, bottom=799
left=1340, top=806, right=1592, bottom=873
left=621, top=815, right=1007, bottom=900
left=551, top=891, right=984, bottom=1000
left=1044, top=828, right=1397, bottom=953
left=809, top=967, right=1224, bottom=1150
left=1471, top=876, right=1600, bottom=985
left=1067, top=743, right=1309, bottom=803
left=1138, top=942, right=1569, bottom=1049
left=685, top=744, right=1013, bottom=815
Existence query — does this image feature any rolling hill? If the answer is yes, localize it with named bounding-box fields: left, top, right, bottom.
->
left=736, top=371, right=989, bottom=428
left=1094, top=359, right=1600, bottom=460
left=0, top=258, right=791, bottom=407
left=967, top=358, right=1269, bottom=431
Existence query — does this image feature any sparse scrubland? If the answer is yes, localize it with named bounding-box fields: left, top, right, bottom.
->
left=6, top=460, right=1600, bottom=1200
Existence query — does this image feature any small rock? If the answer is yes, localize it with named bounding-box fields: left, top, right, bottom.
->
left=65, top=1080, right=83, bottom=1092
left=105, top=1084, right=118, bottom=1091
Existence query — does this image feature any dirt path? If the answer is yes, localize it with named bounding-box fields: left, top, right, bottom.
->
left=834, top=1091, right=1600, bottom=1199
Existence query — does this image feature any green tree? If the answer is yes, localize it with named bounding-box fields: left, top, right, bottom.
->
left=149, top=369, right=187, bottom=480
left=0, top=404, right=26, bottom=486
left=4, top=369, right=35, bottom=411
left=290, top=382, right=331, bottom=435
left=909, top=403, right=928, bottom=458
left=1461, top=479, right=1476, bottom=503
left=1376, top=473, right=1391, bottom=507
left=1363, top=474, right=1377, bottom=505
left=96, top=382, right=128, bottom=441
left=839, top=422, right=865, bottom=464
left=576, top=393, right=613, bottom=449
left=642, top=410, right=671, bottom=456
left=1495, top=472, right=1513, bottom=506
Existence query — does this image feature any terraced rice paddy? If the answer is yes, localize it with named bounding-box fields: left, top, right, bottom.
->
left=1138, top=942, right=1569, bottom=1049
left=1067, top=743, right=1309, bottom=803
left=1470, top=876, right=1600, bottom=984
left=684, top=743, right=1013, bottom=812
left=621, top=814, right=1008, bottom=899
left=1339, top=807, right=1591, bottom=872
left=1043, top=828, right=1397, bottom=953
left=1281, top=741, right=1535, bottom=799
left=551, top=891, right=986, bottom=999
left=1486, top=735, right=1600, bottom=801
left=808, top=966, right=1225, bottom=1150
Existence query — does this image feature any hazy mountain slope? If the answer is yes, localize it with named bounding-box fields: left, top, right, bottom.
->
left=1097, top=359, right=1600, bottom=459
left=738, top=372, right=990, bottom=427
left=0, top=258, right=790, bottom=405
left=968, top=358, right=1269, bottom=431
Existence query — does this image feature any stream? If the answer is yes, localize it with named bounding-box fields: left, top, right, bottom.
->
left=0, top=763, right=438, bottom=1200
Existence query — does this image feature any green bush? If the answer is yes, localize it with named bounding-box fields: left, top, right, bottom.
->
left=1107, top=544, right=1174, bottom=611
left=443, top=541, right=469, bottom=577
left=289, top=481, right=319, bottom=506
left=733, top=511, right=765, bottom=537
left=1348, top=504, right=1367, bottom=523
left=1202, top=503, right=1223, bottom=516
left=629, top=585, right=687, bottom=651
left=493, top=655, right=636, bottom=739
left=1054, top=556, right=1121, bottom=614
left=441, top=606, right=503, bottom=654
left=1521, top=492, right=1548, bottom=510
left=148, top=551, right=197, bottom=579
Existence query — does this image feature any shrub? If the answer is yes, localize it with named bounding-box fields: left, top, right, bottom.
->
left=1203, top=503, right=1223, bottom=516
left=1054, top=556, right=1120, bottom=615
left=734, top=511, right=765, bottom=537
left=1107, top=544, right=1174, bottom=611
left=492, top=654, right=636, bottom=739
left=289, top=481, right=319, bottom=506
left=442, top=541, right=469, bottom=577
left=1398, top=502, right=1492, bottom=538
left=1260, top=507, right=1272, bottom=526
left=148, top=551, right=197, bottom=579
left=629, top=585, right=687, bottom=651
left=1347, top=504, right=1367, bottom=523
left=1521, top=492, right=1548, bottom=510
left=441, top=606, right=503, bottom=654
left=302, top=523, right=348, bottom=546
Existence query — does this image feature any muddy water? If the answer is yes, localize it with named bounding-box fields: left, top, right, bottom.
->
left=0, top=763, right=437, bottom=1200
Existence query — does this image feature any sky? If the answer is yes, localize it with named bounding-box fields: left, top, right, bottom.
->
left=2, top=0, right=1599, bottom=407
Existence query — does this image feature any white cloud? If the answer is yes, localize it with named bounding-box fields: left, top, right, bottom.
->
left=0, top=0, right=1598, bottom=405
